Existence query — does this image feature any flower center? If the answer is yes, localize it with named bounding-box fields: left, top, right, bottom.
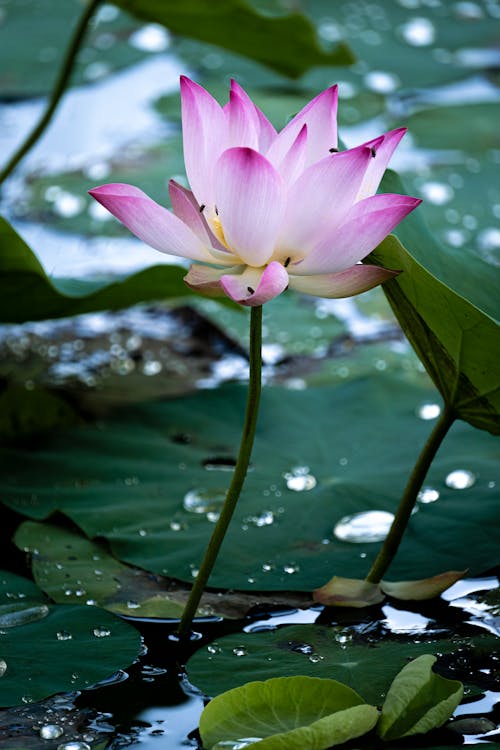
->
left=210, top=215, right=230, bottom=250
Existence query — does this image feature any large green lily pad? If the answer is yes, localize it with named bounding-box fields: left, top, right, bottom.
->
left=370, top=234, right=499, bottom=434
left=0, top=216, right=192, bottom=323
left=0, top=571, right=141, bottom=707
left=383, top=169, right=498, bottom=325
left=186, top=623, right=498, bottom=704
left=1, top=377, right=498, bottom=589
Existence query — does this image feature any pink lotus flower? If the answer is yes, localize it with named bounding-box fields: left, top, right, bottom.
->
left=89, top=77, right=421, bottom=307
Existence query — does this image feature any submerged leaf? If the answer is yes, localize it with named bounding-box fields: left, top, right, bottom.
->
left=377, top=654, right=464, bottom=740
left=199, top=676, right=378, bottom=750
left=380, top=571, right=467, bottom=601
left=313, top=576, right=384, bottom=607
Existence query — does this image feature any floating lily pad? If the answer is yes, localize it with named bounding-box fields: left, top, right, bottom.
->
left=0, top=216, right=192, bottom=324
left=406, top=103, right=500, bottom=153
left=192, top=292, right=345, bottom=360
left=0, top=572, right=141, bottom=707
left=1, top=377, right=498, bottom=590
left=0, top=385, right=77, bottom=441
left=0, top=570, right=46, bottom=605
left=199, top=676, right=378, bottom=750
left=378, top=654, right=463, bottom=740
left=186, top=623, right=497, bottom=704
left=14, top=520, right=314, bottom=620
left=14, top=520, right=189, bottom=619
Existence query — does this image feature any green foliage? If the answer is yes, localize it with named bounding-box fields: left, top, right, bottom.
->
left=115, top=0, right=353, bottom=78
left=0, top=572, right=141, bottom=707
left=197, top=654, right=466, bottom=748
left=371, top=234, right=500, bottom=434
left=0, top=216, right=192, bottom=323
left=383, top=170, right=498, bottom=325
left=1, top=378, right=498, bottom=589
left=0, top=0, right=353, bottom=99
left=378, top=654, right=464, bottom=740
left=14, top=521, right=188, bottom=618
left=0, top=385, right=77, bottom=441
left=186, top=623, right=495, bottom=704
left=199, top=676, right=378, bottom=750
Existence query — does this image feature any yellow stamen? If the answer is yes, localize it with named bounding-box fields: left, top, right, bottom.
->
left=211, top=216, right=229, bottom=249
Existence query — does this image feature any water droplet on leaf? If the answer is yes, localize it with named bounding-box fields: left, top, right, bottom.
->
left=284, top=466, right=317, bottom=491
left=40, top=725, right=64, bottom=740
left=445, top=470, right=476, bottom=489
left=334, top=510, right=394, bottom=543
left=56, top=630, right=73, bottom=641
left=418, top=487, right=440, bottom=504
left=92, top=627, right=111, bottom=638
left=183, top=488, right=226, bottom=514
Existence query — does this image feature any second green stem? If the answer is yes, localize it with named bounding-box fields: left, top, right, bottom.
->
left=0, top=0, right=101, bottom=186
left=178, top=305, right=263, bottom=639
left=366, top=405, right=456, bottom=584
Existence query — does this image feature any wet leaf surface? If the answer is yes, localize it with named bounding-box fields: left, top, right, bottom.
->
left=186, top=622, right=499, bottom=704
left=0, top=573, right=141, bottom=708
left=1, top=377, right=498, bottom=589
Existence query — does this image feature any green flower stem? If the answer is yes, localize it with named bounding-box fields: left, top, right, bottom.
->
left=0, top=0, right=102, bottom=186
left=366, top=406, right=456, bottom=584
left=178, top=305, right=263, bottom=639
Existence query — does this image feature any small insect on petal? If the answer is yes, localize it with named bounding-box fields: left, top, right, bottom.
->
left=284, top=257, right=291, bottom=268
left=370, top=147, right=377, bottom=158
left=247, top=286, right=255, bottom=294
left=199, top=204, right=206, bottom=213
left=329, top=147, right=339, bottom=153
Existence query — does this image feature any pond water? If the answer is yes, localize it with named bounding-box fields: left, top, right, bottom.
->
left=0, top=0, right=499, bottom=747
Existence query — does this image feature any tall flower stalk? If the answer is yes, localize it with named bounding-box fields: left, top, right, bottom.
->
left=178, top=305, right=262, bottom=638
left=90, top=77, right=421, bottom=626
left=365, top=406, right=456, bottom=584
